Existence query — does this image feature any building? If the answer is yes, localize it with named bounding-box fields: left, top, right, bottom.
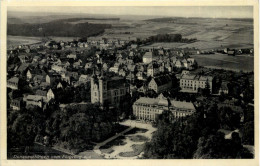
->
left=147, top=63, right=160, bottom=77
left=143, top=52, right=153, bottom=64
left=133, top=95, right=196, bottom=121
left=148, top=75, right=172, bottom=93
left=10, top=98, right=23, bottom=110
left=47, top=89, right=55, bottom=102
left=180, top=74, right=213, bottom=93
left=24, top=95, right=45, bottom=108
left=218, top=81, right=229, bottom=95
left=91, top=74, right=129, bottom=106
left=7, top=77, right=19, bottom=90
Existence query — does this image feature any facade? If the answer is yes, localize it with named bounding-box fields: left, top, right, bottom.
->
left=7, top=77, right=19, bottom=90
left=91, top=74, right=130, bottom=106
left=10, top=98, right=22, bottom=110
left=47, top=89, right=55, bottom=102
left=180, top=74, right=213, bottom=93
left=24, top=95, right=45, bottom=108
left=147, top=63, right=160, bottom=77
left=133, top=95, right=196, bottom=121
left=143, top=52, right=153, bottom=64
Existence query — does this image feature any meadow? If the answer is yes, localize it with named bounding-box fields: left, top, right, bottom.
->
left=7, top=35, right=43, bottom=48
left=190, top=53, right=254, bottom=72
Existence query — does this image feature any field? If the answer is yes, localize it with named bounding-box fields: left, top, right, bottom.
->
left=7, top=35, right=43, bottom=48
left=191, top=53, right=254, bottom=72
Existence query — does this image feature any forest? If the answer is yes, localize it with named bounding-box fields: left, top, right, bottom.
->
left=7, top=19, right=112, bottom=37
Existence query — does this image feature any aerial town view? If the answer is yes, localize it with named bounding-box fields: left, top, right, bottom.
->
left=6, top=6, right=255, bottom=159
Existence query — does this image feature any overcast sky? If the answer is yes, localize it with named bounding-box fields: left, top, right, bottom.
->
left=8, top=6, right=253, bottom=18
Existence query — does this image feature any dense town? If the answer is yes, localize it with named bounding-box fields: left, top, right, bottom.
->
left=7, top=35, right=254, bottom=159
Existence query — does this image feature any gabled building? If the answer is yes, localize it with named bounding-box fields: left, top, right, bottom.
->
left=148, top=74, right=172, bottom=93
left=180, top=74, right=214, bottom=93
left=7, top=77, right=19, bottom=90
left=147, top=63, right=160, bottom=77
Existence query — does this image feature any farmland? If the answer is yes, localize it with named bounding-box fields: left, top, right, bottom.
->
left=7, top=35, right=43, bottom=48
left=190, top=53, right=254, bottom=72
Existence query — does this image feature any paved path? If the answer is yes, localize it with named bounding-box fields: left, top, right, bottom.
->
left=93, top=127, right=134, bottom=155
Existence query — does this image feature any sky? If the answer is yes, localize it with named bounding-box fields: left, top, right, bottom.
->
left=8, top=6, right=253, bottom=18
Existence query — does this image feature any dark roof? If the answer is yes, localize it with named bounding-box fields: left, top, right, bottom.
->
left=107, top=76, right=128, bottom=90
left=35, top=90, right=47, bottom=96
left=17, top=63, right=30, bottom=72
left=153, top=75, right=172, bottom=86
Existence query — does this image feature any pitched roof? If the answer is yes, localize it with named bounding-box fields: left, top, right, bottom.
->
left=35, top=90, right=47, bottom=96
left=8, top=77, right=19, bottom=83
left=135, top=97, right=195, bottom=110
left=152, top=75, right=172, bottom=86
left=143, top=52, right=153, bottom=58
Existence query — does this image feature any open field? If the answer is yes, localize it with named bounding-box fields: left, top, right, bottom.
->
left=7, top=35, right=43, bottom=47
left=191, top=53, right=254, bottom=72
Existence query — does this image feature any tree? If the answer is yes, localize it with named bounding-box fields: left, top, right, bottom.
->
left=218, top=107, right=240, bottom=130
left=241, top=121, right=254, bottom=145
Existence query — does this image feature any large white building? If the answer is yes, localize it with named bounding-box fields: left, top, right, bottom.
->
left=180, top=74, right=213, bottom=93
left=133, top=95, right=196, bottom=121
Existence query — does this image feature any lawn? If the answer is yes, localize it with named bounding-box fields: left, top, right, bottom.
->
left=118, top=144, right=144, bottom=157
left=7, top=35, right=43, bottom=47
left=128, top=135, right=149, bottom=142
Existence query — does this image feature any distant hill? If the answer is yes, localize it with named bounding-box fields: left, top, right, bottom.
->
left=145, top=17, right=253, bottom=23
left=7, top=18, right=24, bottom=24
left=7, top=19, right=112, bottom=37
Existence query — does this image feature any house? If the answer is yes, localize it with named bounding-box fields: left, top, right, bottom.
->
left=133, top=95, right=196, bottom=121
left=67, top=53, right=77, bottom=60
left=57, top=82, right=63, bottom=89
left=175, top=60, right=183, bottom=68
left=119, top=69, right=127, bottom=77
left=24, top=95, right=45, bottom=108
left=218, top=81, right=229, bottom=95
left=26, top=70, right=33, bottom=81
left=180, top=74, right=214, bottom=93
left=136, top=71, right=146, bottom=80
left=35, top=90, right=47, bottom=97
left=109, top=66, right=120, bottom=73
left=33, top=56, right=41, bottom=62
left=10, top=98, right=23, bottom=110
left=143, top=51, right=153, bottom=64
left=147, top=63, right=160, bottom=77
left=17, top=63, right=30, bottom=74
left=73, top=61, right=81, bottom=69
left=85, top=62, right=93, bottom=69
left=78, top=74, right=91, bottom=84
left=33, top=75, right=45, bottom=85
left=148, top=74, right=172, bottom=93
left=47, top=89, right=55, bottom=102
left=7, top=77, right=19, bottom=90
left=18, top=54, right=29, bottom=63
left=51, top=65, right=66, bottom=73
left=228, top=50, right=235, bottom=56
left=46, top=75, right=55, bottom=85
